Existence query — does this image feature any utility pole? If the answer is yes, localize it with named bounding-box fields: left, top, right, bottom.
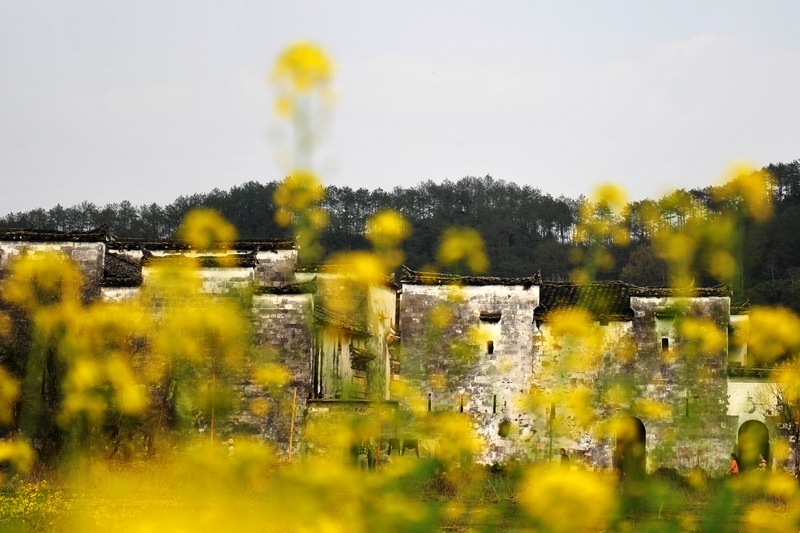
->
left=548, top=402, right=555, bottom=462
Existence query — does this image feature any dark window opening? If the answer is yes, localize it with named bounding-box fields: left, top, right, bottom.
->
left=479, top=311, right=502, bottom=323
left=487, top=340, right=494, bottom=355
left=661, top=338, right=669, bottom=352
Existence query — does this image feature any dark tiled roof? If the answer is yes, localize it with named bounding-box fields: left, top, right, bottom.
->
left=731, top=300, right=750, bottom=315
left=0, top=226, right=110, bottom=243
left=140, top=251, right=258, bottom=268
left=253, top=279, right=317, bottom=295
left=314, top=306, right=371, bottom=337
left=536, top=281, right=634, bottom=322
left=109, top=237, right=295, bottom=252
left=400, top=266, right=540, bottom=287
left=628, top=285, right=731, bottom=298
left=534, top=281, right=731, bottom=322
left=0, top=227, right=295, bottom=251
left=101, top=252, right=142, bottom=288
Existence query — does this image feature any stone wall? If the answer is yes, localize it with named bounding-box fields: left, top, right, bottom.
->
left=254, top=250, right=297, bottom=286
left=399, top=283, right=539, bottom=463
left=0, top=241, right=106, bottom=301
left=247, top=293, right=314, bottom=454
left=626, top=297, right=732, bottom=472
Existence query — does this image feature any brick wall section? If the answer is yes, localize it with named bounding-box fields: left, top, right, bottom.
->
left=245, top=293, right=314, bottom=455
left=254, top=250, right=297, bottom=287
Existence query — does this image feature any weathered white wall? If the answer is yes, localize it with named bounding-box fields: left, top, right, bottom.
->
left=0, top=241, right=106, bottom=300
left=399, top=283, right=540, bottom=463
left=100, top=287, right=141, bottom=301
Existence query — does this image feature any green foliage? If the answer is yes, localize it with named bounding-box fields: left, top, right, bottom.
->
left=0, top=478, right=70, bottom=532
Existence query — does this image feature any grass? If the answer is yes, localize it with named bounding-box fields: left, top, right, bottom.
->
left=0, top=459, right=796, bottom=532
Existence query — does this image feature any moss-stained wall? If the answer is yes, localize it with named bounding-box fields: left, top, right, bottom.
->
left=625, top=297, right=733, bottom=471
left=399, top=283, right=539, bottom=463
left=399, top=284, right=738, bottom=471
left=246, top=293, right=314, bottom=455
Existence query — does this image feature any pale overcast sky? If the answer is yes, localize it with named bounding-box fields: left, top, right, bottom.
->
left=1, top=1, right=799, bottom=216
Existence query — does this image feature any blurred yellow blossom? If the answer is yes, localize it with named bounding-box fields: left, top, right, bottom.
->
left=633, top=398, right=672, bottom=420
left=519, top=467, right=616, bottom=533
left=715, top=162, right=774, bottom=223
left=746, top=306, right=800, bottom=364
left=365, top=210, right=411, bottom=248
left=678, top=317, right=727, bottom=356
left=0, top=311, right=10, bottom=338
left=2, top=252, right=83, bottom=313
left=707, top=250, right=737, bottom=280
left=324, top=251, right=386, bottom=287
left=592, top=182, right=629, bottom=215
left=274, top=170, right=326, bottom=214
left=254, top=363, right=290, bottom=388
left=105, top=356, right=148, bottom=415
left=272, top=41, right=335, bottom=94
left=274, top=170, right=328, bottom=262
left=0, top=366, right=20, bottom=425
left=437, top=227, right=489, bottom=274
left=178, top=208, right=237, bottom=252
left=0, top=439, right=34, bottom=473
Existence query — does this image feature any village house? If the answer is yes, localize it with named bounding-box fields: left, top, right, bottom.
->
left=0, top=228, right=780, bottom=475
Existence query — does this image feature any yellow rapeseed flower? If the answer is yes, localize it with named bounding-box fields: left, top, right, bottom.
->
left=253, top=363, right=290, bottom=388
left=678, top=317, right=727, bottom=356
left=178, top=208, right=238, bottom=252
left=436, top=227, right=489, bottom=274
left=324, top=251, right=386, bottom=287
left=0, top=311, right=10, bottom=338
left=592, top=182, right=629, bottom=215
left=716, top=162, right=774, bottom=223
left=272, top=41, right=335, bottom=94
left=519, top=466, right=616, bottom=533
left=105, top=356, right=148, bottom=415
left=2, top=251, right=83, bottom=312
left=746, top=306, right=800, bottom=364
left=365, top=210, right=411, bottom=248
left=633, top=398, right=672, bottom=420
left=274, top=170, right=326, bottom=213
left=0, top=366, right=20, bottom=425
left=707, top=249, right=737, bottom=280
left=0, top=439, right=34, bottom=473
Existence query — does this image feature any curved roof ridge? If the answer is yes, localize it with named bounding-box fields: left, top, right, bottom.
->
left=400, top=265, right=541, bottom=287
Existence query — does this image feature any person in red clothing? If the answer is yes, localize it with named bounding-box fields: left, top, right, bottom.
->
left=726, top=453, right=740, bottom=475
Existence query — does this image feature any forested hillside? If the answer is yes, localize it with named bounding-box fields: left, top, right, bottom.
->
left=2, top=160, right=800, bottom=310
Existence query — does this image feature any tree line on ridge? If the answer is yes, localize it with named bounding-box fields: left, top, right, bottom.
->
left=2, top=160, right=800, bottom=311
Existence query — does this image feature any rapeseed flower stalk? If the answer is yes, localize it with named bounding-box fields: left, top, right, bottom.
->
left=572, top=182, right=630, bottom=281
left=274, top=169, right=329, bottom=263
